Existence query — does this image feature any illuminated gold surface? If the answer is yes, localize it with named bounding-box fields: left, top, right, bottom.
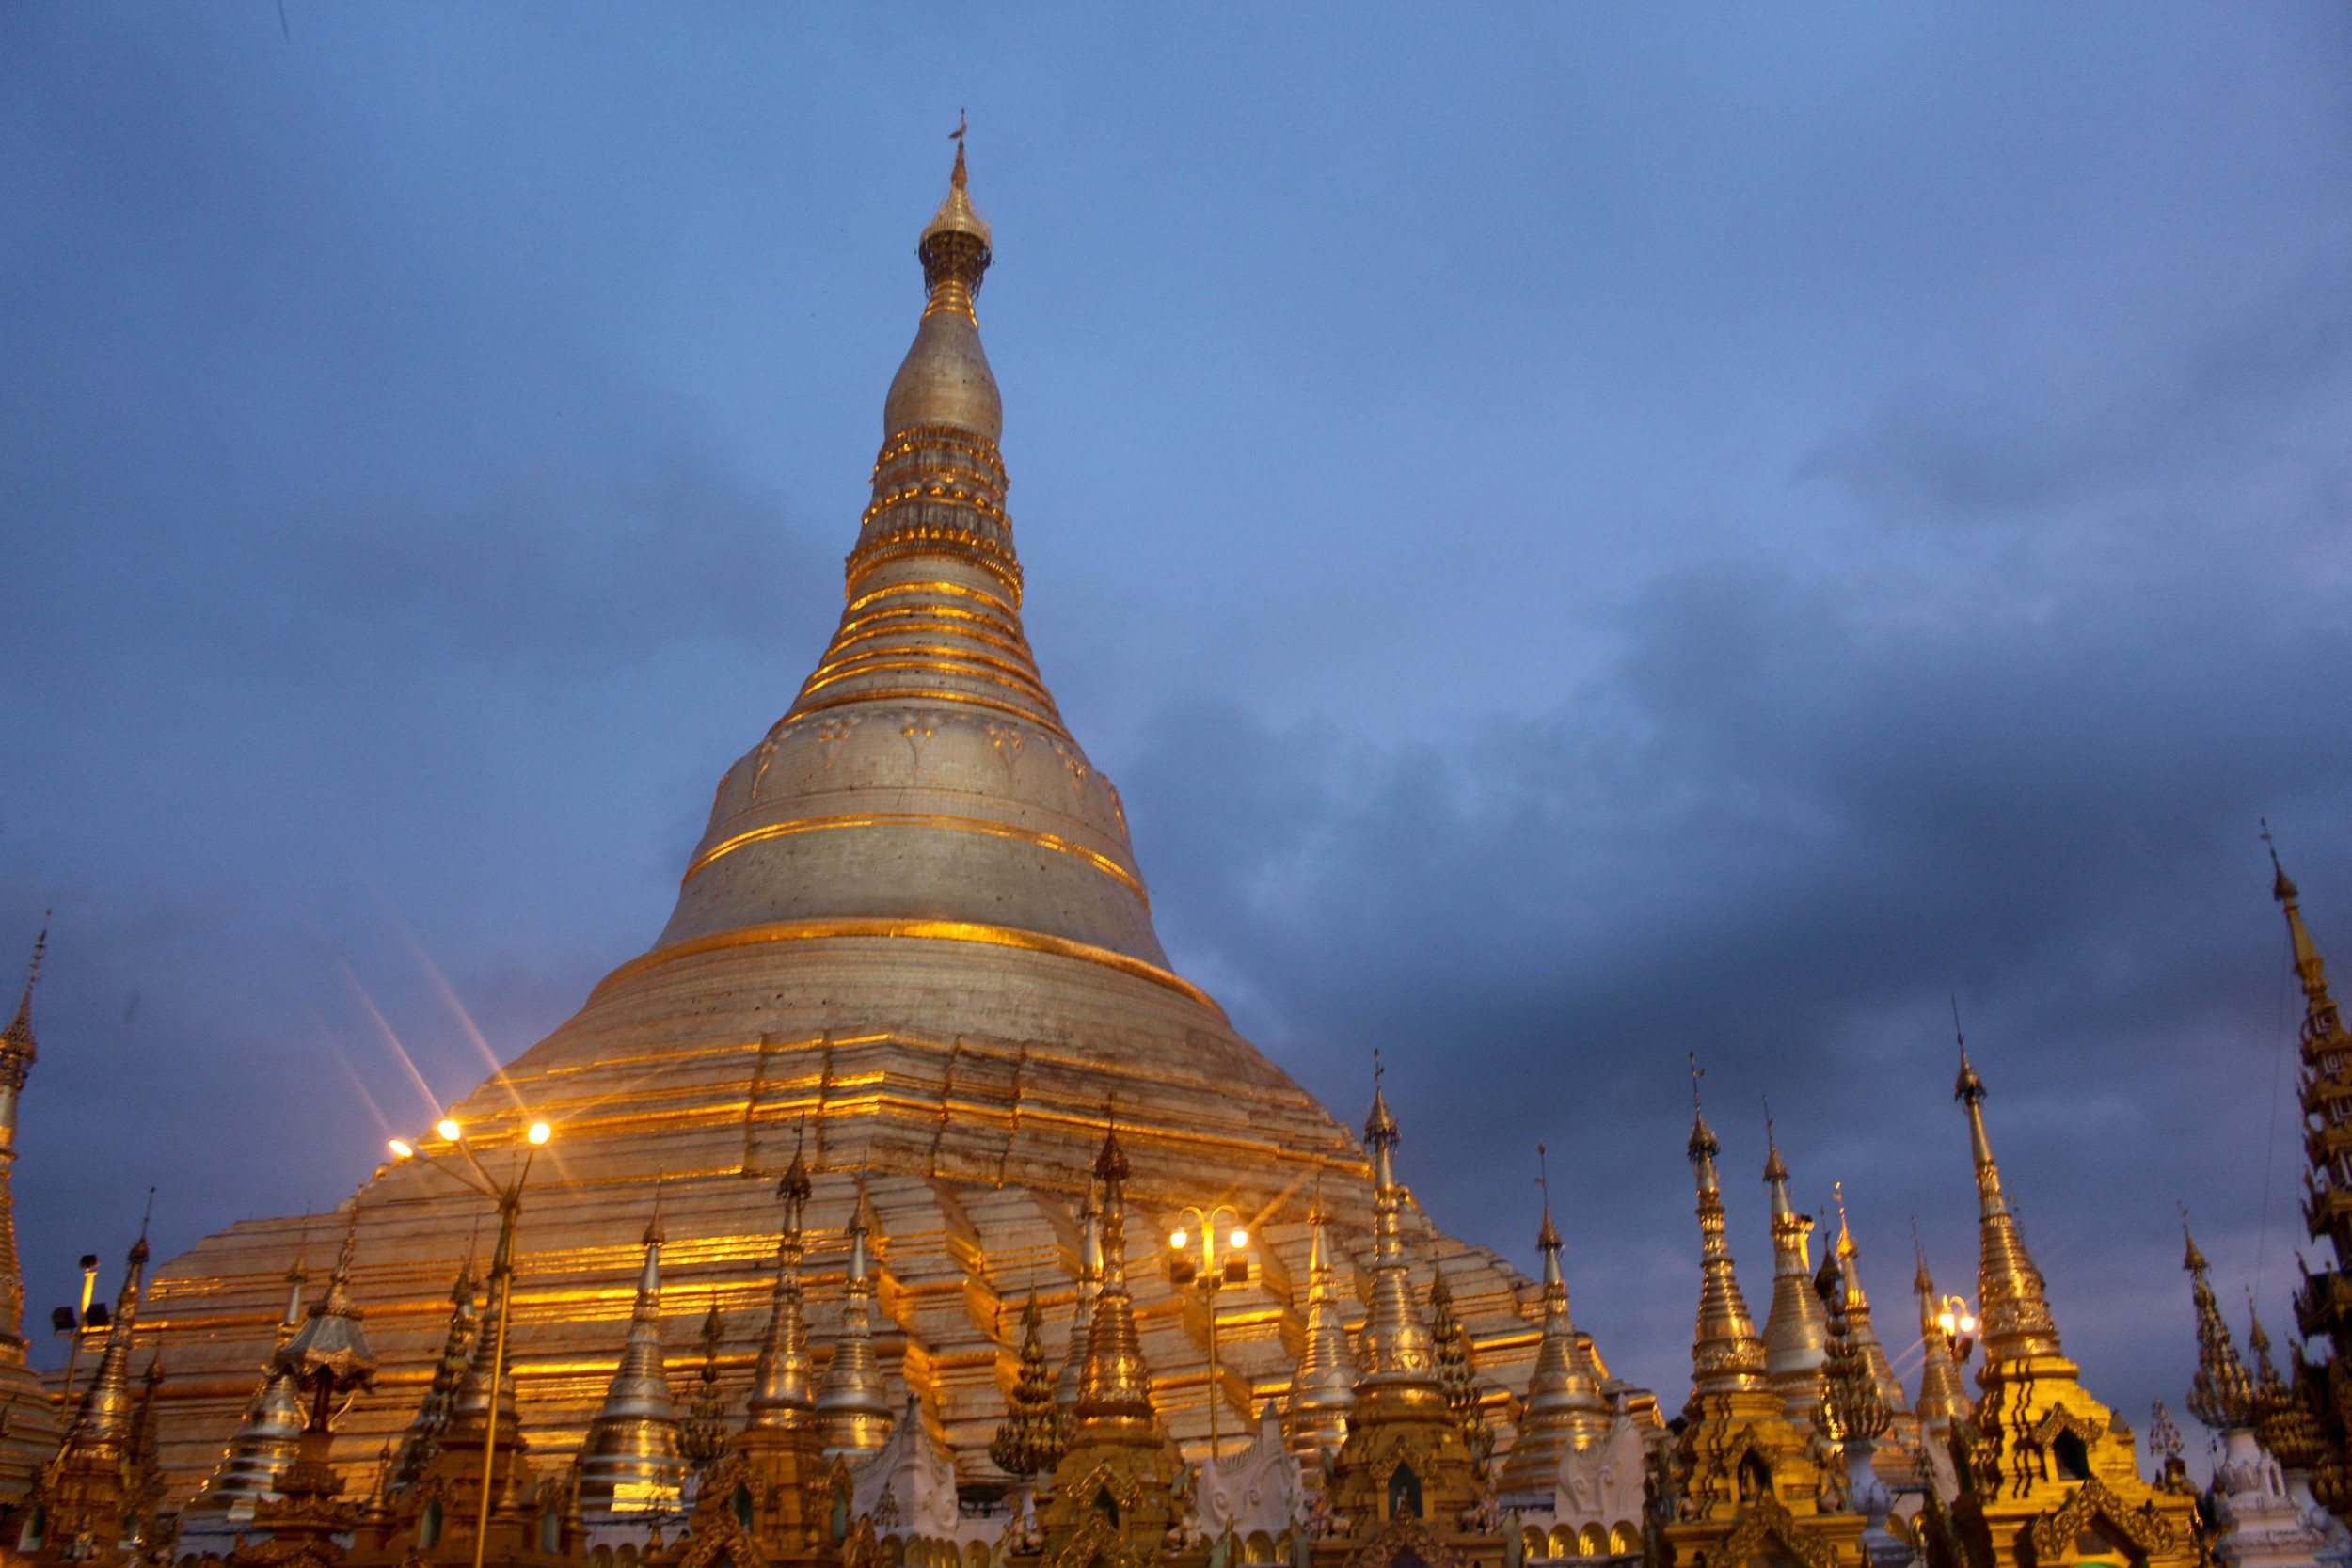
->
left=592, top=920, right=1215, bottom=1015
left=134, top=150, right=1618, bottom=1513
left=682, top=814, right=1150, bottom=909
left=1939, top=1054, right=2200, bottom=1568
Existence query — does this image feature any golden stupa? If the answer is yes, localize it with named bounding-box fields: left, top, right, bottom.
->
left=129, top=146, right=1639, bottom=1509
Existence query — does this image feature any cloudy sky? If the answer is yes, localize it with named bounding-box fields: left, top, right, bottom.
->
left=5, top=4, right=2350, bottom=1459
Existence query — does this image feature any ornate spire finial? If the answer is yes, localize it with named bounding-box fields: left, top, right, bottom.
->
left=990, top=1292, right=1064, bottom=1480
left=918, top=120, right=991, bottom=305
left=1287, top=1189, right=1358, bottom=1464
left=2184, top=1218, right=2252, bottom=1431
left=2266, top=825, right=2345, bottom=1051
left=1950, top=1038, right=2061, bottom=1362
left=1501, top=1137, right=1606, bottom=1490
left=1688, top=1053, right=1718, bottom=1166
left=4, top=915, right=46, bottom=1058
left=779, top=1118, right=812, bottom=1208
left=1536, top=1142, right=1560, bottom=1251
left=1910, top=1226, right=1968, bottom=1436
left=1072, top=1115, right=1154, bottom=1430
left=1686, top=1062, right=1768, bottom=1393
left=1817, top=1246, right=1890, bottom=1446
left=581, top=1189, right=689, bottom=1508
left=678, top=1295, right=728, bottom=1467
left=747, top=1121, right=816, bottom=1429
left=1758, top=1101, right=1828, bottom=1422
left=1054, top=1173, right=1106, bottom=1429
left=816, top=1177, right=894, bottom=1455
left=1762, top=1097, right=1788, bottom=1184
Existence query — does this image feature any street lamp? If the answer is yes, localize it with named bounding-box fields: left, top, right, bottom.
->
left=1934, top=1295, right=1979, bottom=1364
left=1168, top=1204, right=1250, bottom=1460
left=51, top=1253, right=100, bottom=1405
left=389, top=1116, right=552, bottom=1568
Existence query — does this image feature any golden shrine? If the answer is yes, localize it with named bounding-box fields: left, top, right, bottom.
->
left=0, top=141, right=2324, bottom=1568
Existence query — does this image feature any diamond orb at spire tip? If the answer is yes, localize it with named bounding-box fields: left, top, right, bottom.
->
left=921, top=110, right=991, bottom=248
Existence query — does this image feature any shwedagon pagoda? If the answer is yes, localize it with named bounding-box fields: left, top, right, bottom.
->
left=0, top=146, right=2346, bottom=1568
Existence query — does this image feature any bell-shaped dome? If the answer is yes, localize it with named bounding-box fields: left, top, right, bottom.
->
left=655, top=143, right=1168, bottom=976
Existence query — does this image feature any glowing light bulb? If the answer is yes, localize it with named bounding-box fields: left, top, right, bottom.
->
left=437, top=1118, right=462, bottom=1142
left=1960, top=1315, right=1978, bottom=1333
left=1229, top=1228, right=1248, bottom=1249
left=389, top=1139, right=415, bottom=1160
left=1170, top=1230, right=1188, bottom=1249
left=527, top=1122, right=551, bottom=1146
left=1938, top=1311, right=1956, bottom=1333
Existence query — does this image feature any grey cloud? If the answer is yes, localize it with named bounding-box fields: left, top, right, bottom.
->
left=1120, top=550, right=2351, bottom=1425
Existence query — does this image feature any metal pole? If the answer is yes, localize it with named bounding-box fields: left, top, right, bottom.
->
left=1204, top=1270, right=1219, bottom=1462
left=473, top=1156, right=530, bottom=1568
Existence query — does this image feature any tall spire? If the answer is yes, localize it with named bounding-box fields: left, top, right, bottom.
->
left=1759, top=1113, right=1830, bottom=1425
left=816, top=1180, right=894, bottom=1455
left=2184, top=1222, right=2253, bottom=1432
left=1073, top=1116, right=1156, bottom=1433
left=0, top=920, right=45, bottom=1349
left=1954, top=1040, right=2062, bottom=1362
left=679, top=1299, right=728, bottom=1466
left=580, top=1202, right=689, bottom=1513
left=1355, top=1057, right=1443, bottom=1402
left=747, top=1132, right=816, bottom=1429
left=990, top=1292, right=1065, bottom=1481
left=1816, top=1248, right=1890, bottom=1449
left=1910, top=1241, right=1968, bottom=1439
left=1054, top=1178, right=1103, bottom=1433
left=1428, top=1267, right=1486, bottom=1465
left=1500, top=1144, right=1608, bottom=1493
left=1687, top=1063, right=1769, bottom=1393
left=1832, top=1187, right=1911, bottom=1420
left=2249, top=1299, right=2327, bottom=1478
left=62, top=1220, right=151, bottom=1456
left=1284, top=1186, right=1358, bottom=1470
left=389, top=1252, right=477, bottom=1491
left=2268, top=833, right=2352, bottom=1518
left=0, top=919, right=59, bottom=1502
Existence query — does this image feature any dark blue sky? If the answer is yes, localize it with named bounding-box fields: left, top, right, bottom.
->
left=5, top=4, right=2350, bottom=1458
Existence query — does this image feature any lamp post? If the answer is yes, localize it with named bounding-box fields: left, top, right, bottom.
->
left=51, top=1252, right=100, bottom=1405
left=1168, top=1204, right=1250, bottom=1460
left=389, top=1116, right=551, bottom=1568
left=1933, top=1295, right=1979, bottom=1365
